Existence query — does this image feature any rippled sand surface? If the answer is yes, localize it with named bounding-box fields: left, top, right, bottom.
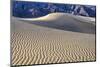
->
left=11, top=13, right=96, bottom=66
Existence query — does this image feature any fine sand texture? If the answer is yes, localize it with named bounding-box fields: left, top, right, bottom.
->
left=11, top=13, right=96, bottom=66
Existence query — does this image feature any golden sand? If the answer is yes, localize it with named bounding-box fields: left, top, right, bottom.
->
left=11, top=13, right=96, bottom=66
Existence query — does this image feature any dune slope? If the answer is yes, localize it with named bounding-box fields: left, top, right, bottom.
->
left=11, top=13, right=96, bottom=66
left=20, top=13, right=95, bottom=34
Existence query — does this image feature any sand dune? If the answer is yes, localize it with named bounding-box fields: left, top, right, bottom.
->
left=18, top=13, right=95, bottom=34
left=11, top=13, right=96, bottom=66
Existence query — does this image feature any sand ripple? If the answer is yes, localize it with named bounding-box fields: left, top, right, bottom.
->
left=11, top=27, right=95, bottom=65
left=11, top=13, right=96, bottom=66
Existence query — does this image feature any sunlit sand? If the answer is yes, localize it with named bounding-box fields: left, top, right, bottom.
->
left=11, top=13, right=96, bottom=66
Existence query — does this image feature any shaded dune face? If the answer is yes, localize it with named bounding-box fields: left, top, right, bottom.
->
left=23, top=13, right=95, bottom=34
left=11, top=13, right=96, bottom=66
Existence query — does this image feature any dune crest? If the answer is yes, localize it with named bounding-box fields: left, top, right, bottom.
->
left=19, top=13, right=95, bottom=34
left=19, top=13, right=95, bottom=22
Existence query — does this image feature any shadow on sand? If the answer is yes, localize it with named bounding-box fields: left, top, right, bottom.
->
left=21, top=16, right=95, bottom=34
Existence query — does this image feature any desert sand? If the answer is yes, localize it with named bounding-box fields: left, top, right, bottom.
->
left=11, top=13, right=96, bottom=66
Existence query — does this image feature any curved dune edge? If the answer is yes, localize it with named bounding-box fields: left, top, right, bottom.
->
left=17, top=13, right=95, bottom=24
left=17, top=13, right=95, bottom=34
left=11, top=13, right=96, bottom=66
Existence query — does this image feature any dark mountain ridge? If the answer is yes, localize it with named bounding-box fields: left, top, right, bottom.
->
left=12, top=1, right=96, bottom=18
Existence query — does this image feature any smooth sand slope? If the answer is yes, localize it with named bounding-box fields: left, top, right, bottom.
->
left=11, top=13, right=96, bottom=66
left=19, top=13, right=95, bottom=34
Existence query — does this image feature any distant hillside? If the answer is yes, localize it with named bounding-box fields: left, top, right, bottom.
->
left=12, top=1, right=96, bottom=18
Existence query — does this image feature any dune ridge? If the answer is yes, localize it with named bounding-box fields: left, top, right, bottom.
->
left=11, top=13, right=96, bottom=66
left=17, top=13, right=95, bottom=23
left=17, top=13, right=95, bottom=34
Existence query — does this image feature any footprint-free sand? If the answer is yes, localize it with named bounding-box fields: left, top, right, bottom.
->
left=11, top=13, right=96, bottom=66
